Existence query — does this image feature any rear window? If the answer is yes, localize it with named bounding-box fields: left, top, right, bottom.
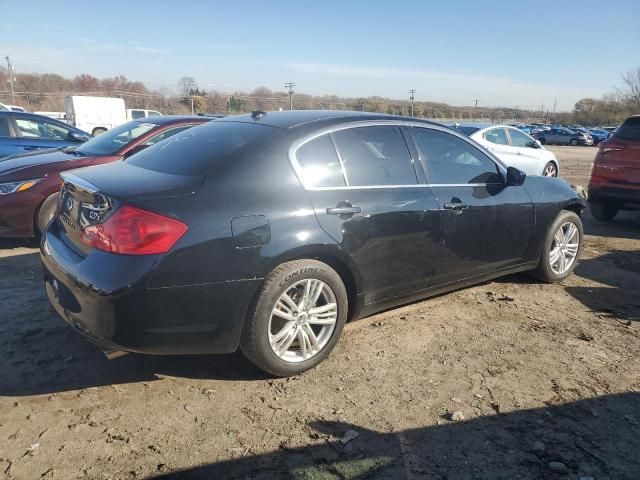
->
left=126, top=121, right=273, bottom=175
left=452, top=126, right=480, bottom=136
left=614, top=117, right=640, bottom=142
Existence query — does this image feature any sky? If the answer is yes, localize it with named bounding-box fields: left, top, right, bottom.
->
left=1, top=0, right=638, bottom=111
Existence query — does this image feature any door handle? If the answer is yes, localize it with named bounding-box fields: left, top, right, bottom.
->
left=326, top=206, right=361, bottom=215
left=23, top=146, right=40, bottom=150
left=443, top=202, right=469, bottom=210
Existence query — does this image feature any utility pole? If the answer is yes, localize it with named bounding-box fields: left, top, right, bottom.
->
left=4, top=56, right=16, bottom=104
left=285, top=82, right=296, bottom=110
left=409, top=89, right=416, bottom=117
left=473, top=99, right=479, bottom=120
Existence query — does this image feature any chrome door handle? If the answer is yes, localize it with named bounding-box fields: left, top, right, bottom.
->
left=326, top=206, right=361, bottom=215
left=443, top=203, right=469, bottom=210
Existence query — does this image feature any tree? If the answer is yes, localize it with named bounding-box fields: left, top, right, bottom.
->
left=621, top=67, right=640, bottom=107
left=72, top=74, right=100, bottom=92
left=177, top=76, right=196, bottom=98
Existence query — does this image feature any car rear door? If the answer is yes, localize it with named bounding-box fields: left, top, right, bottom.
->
left=410, top=126, right=534, bottom=286
left=291, top=123, right=442, bottom=304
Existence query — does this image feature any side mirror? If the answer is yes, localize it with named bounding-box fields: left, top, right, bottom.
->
left=68, top=131, right=90, bottom=143
left=506, top=166, right=526, bottom=186
left=528, top=140, right=541, bottom=149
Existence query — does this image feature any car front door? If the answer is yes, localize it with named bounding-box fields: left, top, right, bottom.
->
left=291, top=124, right=442, bottom=304
left=506, top=127, right=544, bottom=175
left=410, top=126, right=535, bottom=286
left=480, top=127, right=520, bottom=166
left=0, top=115, right=22, bottom=158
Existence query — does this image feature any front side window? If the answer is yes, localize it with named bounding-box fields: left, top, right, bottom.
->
left=15, top=117, right=71, bottom=140
left=508, top=128, right=534, bottom=147
left=295, top=134, right=346, bottom=188
left=332, top=126, right=417, bottom=186
left=484, top=128, right=509, bottom=145
left=413, top=128, right=501, bottom=185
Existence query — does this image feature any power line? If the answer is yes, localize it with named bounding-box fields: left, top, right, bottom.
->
left=284, top=82, right=296, bottom=110
left=409, top=89, right=416, bottom=117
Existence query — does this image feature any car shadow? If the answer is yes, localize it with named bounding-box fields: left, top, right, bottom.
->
left=0, top=250, right=270, bottom=397
left=146, top=392, right=640, bottom=479
left=582, top=209, right=640, bottom=241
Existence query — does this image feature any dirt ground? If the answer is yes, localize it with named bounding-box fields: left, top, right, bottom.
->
left=1, top=146, right=639, bottom=480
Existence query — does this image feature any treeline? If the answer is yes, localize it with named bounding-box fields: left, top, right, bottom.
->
left=0, top=67, right=638, bottom=126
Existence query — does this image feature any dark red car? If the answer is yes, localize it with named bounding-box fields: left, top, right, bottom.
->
left=0, top=116, right=210, bottom=237
left=588, top=115, right=640, bottom=220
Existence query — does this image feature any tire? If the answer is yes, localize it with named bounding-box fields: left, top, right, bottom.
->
left=589, top=201, right=618, bottom=221
left=569, top=138, right=578, bottom=146
left=92, top=127, right=107, bottom=136
left=530, top=210, right=583, bottom=282
left=538, top=137, right=547, bottom=145
left=542, top=161, right=558, bottom=177
left=36, top=193, right=59, bottom=236
left=240, top=260, right=348, bottom=376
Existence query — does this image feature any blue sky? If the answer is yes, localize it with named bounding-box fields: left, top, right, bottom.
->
left=1, top=0, right=638, bottom=110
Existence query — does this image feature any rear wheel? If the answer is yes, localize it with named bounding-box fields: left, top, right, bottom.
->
left=530, top=210, right=583, bottom=282
left=589, top=201, right=618, bottom=221
left=240, top=260, right=348, bottom=376
left=36, top=193, right=59, bottom=236
left=543, top=161, right=558, bottom=177
left=92, top=127, right=107, bottom=136
left=569, top=138, right=578, bottom=146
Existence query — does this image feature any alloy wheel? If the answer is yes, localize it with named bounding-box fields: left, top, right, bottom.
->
left=549, top=221, right=580, bottom=275
left=543, top=163, right=558, bottom=177
left=268, top=279, right=338, bottom=363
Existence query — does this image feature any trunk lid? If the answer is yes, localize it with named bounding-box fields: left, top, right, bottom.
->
left=57, top=161, right=202, bottom=253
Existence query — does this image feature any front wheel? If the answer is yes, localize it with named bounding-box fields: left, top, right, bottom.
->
left=240, top=260, right=348, bottom=376
left=36, top=193, right=59, bottom=236
left=538, top=137, right=547, bottom=145
left=542, top=161, right=558, bottom=177
left=569, top=138, right=578, bottom=146
left=92, top=127, right=107, bottom=136
left=530, top=210, right=583, bottom=282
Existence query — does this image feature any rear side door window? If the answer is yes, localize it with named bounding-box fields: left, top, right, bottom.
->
left=331, top=125, right=417, bottom=186
left=412, top=127, right=501, bottom=184
left=294, top=134, right=346, bottom=188
left=0, top=116, right=13, bottom=137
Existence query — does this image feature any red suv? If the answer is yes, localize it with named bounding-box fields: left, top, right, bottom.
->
left=588, top=115, right=640, bottom=220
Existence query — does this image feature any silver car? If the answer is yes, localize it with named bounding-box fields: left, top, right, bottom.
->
left=535, top=128, right=593, bottom=146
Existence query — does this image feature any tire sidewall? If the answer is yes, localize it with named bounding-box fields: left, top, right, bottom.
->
left=243, top=260, right=347, bottom=376
left=36, top=193, right=59, bottom=235
left=539, top=211, right=583, bottom=282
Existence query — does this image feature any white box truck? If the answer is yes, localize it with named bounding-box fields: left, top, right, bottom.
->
left=65, top=96, right=127, bottom=136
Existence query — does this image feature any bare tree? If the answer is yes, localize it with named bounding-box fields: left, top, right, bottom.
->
left=621, top=67, right=640, bottom=107
left=177, top=76, right=196, bottom=98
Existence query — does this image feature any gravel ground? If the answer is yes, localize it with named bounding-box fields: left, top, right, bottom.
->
left=0, top=145, right=639, bottom=480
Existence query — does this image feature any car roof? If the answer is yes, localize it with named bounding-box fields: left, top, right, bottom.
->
left=134, top=115, right=210, bottom=125
left=221, top=110, right=441, bottom=130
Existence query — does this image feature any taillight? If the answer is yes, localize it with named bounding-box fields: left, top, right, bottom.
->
left=81, top=205, right=188, bottom=255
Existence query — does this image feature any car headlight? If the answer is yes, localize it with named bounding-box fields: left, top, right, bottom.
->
left=0, top=178, right=43, bottom=195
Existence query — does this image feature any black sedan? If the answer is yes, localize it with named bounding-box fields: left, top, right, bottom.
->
left=41, top=111, right=585, bottom=376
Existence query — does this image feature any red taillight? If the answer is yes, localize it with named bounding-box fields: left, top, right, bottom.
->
left=81, top=205, right=188, bottom=255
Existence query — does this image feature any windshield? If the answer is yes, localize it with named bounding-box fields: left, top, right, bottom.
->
left=76, top=121, right=158, bottom=156
left=0, top=104, right=9, bottom=111
left=127, top=121, right=273, bottom=175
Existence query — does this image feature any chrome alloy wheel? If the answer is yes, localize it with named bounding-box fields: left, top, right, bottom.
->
left=543, top=163, right=558, bottom=177
left=268, top=279, right=338, bottom=363
left=549, top=221, right=580, bottom=275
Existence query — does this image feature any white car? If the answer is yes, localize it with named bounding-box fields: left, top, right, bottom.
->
left=126, top=108, right=163, bottom=120
left=450, top=123, right=560, bottom=177
left=0, top=102, right=9, bottom=111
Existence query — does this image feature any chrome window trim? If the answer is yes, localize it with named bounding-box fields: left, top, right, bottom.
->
left=303, top=183, right=502, bottom=191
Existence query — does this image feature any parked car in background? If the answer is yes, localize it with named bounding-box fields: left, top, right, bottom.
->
left=588, top=115, right=640, bottom=220
left=588, top=128, right=610, bottom=145
left=65, top=96, right=127, bottom=136
left=450, top=123, right=560, bottom=176
left=41, top=111, right=585, bottom=376
left=601, top=126, right=618, bottom=133
left=6, top=105, right=29, bottom=113
left=126, top=108, right=163, bottom=121
left=0, top=116, right=210, bottom=238
left=0, top=111, right=90, bottom=159
left=535, top=128, right=593, bottom=146
left=0, top=103, right=9, bottom=111
left=34, top=111, right=67, bottom=122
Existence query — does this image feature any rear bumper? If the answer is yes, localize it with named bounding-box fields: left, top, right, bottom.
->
left=588, top=184, right=640, bottom=206
left=41, top=226, right=262, bottom=355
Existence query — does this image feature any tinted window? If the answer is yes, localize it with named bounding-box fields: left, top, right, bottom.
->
left=508, top=128, right=534, bottom=147
left=484, top=128, right=509, bottom=145
left=15, top=117, right=71, bottom=140
left=143, top=125, right=193, bottom=146
left=614, top=117, right=640, bottom=141
left=413, top=128, right=501, bottom=184
left=332, top=126, right=416, bottom=186
left=452, top=126, right=480, bottom=136
left=127, top=121, right=272, bottom=175
left=295, top=134, right=345, bottom=188
left=0, top=117, right=11, bottom=137
left=131, top=110, right=146, bottom=119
